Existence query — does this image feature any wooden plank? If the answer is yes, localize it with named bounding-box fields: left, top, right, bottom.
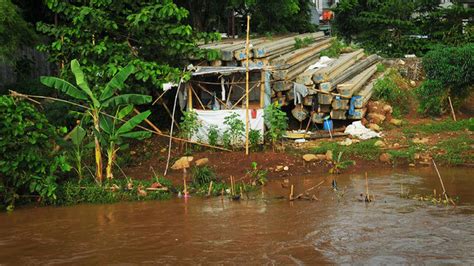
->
left=337, top=64, right=377, bottom=98
left=332, top=97, right=350, bottom=110
left=347, top=108, right=367, bottom=120
left=318, top=93, right=334, bottom=105
left=270, top=38, right=332, bottom=67
left=330, top=109, right=347, bottom=120
left=252, top=32, right=325, bottom=58
left=312, top=49, right=364, bottom=83
left=318, top=54, right=379, bottom=93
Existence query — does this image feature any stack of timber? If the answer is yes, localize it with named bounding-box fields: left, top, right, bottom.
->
left=197, top=32, right=325, bottom=67
left=194, top=33, right=382, bottom=124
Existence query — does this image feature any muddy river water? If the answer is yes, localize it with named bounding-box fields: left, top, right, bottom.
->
left=1, top=167, right=474, bottom=264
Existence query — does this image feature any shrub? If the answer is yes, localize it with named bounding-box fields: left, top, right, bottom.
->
left=264, top=103, right=288, bottom=149
left=420, top=44, right=474, bottom=115
left=0, top=96, right=70, bottom=210
left=223, top=113, right=245, bottom=149
left=179, top=110, right=200, bottom=140
left=415, top=79, right=447, bottom=116
left=208, top=125, right=219, bottom=147
left=249, top=129, right=262, bottom=151
left=191, top=166, right=217, bottom=186
left=373, top=70, right=411, bottom=116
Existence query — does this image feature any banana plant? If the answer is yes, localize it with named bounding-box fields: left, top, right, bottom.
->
left=69, top=125, right=87, bottom=180
left=100, top=105, right=152, bottom=180
left=41, top=59, right=151, bottom=184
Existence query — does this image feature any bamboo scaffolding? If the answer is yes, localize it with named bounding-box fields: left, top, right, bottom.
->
left=245, top=15, right=251, bottom=156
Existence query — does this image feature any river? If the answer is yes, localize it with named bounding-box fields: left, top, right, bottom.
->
left=1, top=167, right=473, bottom=264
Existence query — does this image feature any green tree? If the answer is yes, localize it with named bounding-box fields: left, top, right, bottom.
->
left=41, top=59, right=151, bottom=183
left=0, top=0, right=37, bottom=61
left=37, top=0, right=219, bottom=95
left=0, top=95, right=70, bottom=210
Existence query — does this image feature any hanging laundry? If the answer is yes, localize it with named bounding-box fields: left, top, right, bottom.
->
left=293, top=82, right=309, bottom=105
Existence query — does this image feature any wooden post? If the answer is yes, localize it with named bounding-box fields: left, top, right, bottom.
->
left=245, top=15, right=250, bottom=156
left=260, top=70, right=265, bottom=108
left=365, top=172, right=369, bottom=201
left=432, top=159, right=449, bottom=202
left=289, top=184, right=294, bottom=200
left=448, top=97, right=457, bottom=121
left=187, top=83, right=193, bottom=111
left=207, top=181, right=213, bottom=197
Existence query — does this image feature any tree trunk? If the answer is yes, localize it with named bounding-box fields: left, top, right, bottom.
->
left=92, top=110, right=103, bottom=183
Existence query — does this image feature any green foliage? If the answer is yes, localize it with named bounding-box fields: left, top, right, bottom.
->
left=313, top=139, right=382, bottom=161
left=223, top=113, right=245, bottom=149
left=179, top=110, right=200, bottom=140
left=320, top=39, right=345, bottom=58
left=415, top=79, right=446, bottom=116
left=376, top=63, right=386, bottom=73
left=0, top=96, right=71, bottom=210
left=37, top=0, right=219, bottom=93
left=41, top=59, right=152, bottom=183
left=332, top=0, right=473, bottom=56
left=420, top=44, right=474, bottom=114
left=55, top=178, right=171, bottom=206
left=0, top=0, right=37, bottom=61
left=329, top=152, right=355, bottom=174
left=434, top=134, right=474, bottom=165
left=373, top=69, right=411, bottom=116
left=249, top=129, right=262, bottom=151
left=294, top=37, right=315, bottom=49
left=207, top=125, right=219, bottom=147
left=403, top=119, right=471, bottom=134
left=228, top=0, right=317, bottom=33
left=264, top=103, right=288, bottom=148
left=247, top=162, right=268, bottom=185
left=191, top=166, right=217, bottom=186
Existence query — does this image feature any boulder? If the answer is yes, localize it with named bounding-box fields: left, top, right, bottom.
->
left=303, top=154, right=325, bottom=162
left=171, top=156, right=194, bottom=170
left=413, top=137, right=429, bottom=144
left=390, top=118, right=402, bottom=126
left=374, top=140, right=386, bottom=148
left=383, top=104, right=393, bottom=114
left=367, top=113, right=386, bottom=125
left=326, top=150, right=333, bottom=161
left=379, top=153, right=392, bottom=163
left=195, top=158, right=209, bottom=167
left=368, top=123, right=382, bottom=132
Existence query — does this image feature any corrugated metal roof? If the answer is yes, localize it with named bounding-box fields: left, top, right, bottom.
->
left=191, top=66, right=263, bottom=76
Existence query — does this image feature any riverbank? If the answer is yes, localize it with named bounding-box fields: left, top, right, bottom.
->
left=123, top=117, right=473, bottom=185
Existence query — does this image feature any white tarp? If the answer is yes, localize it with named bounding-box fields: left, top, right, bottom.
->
left=192, top=109, right=264, bottom=145
left=344, top=121, right=381, bottom=140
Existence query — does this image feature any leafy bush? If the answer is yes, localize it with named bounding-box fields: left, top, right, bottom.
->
left=223, top=113, right=245, bottom=149
left=294, top=37, right=315, bottom=49
left=421, top=44, right=474, bottom=114
left=179, top=110, right=200, bottom=140
left=320, top=39, right=345, bottom=58
left=0, top=96, right=70, bottom=210
left=249, top=129, right=262, bottom=151
left=264, top=102, right=288, bottom=149
left=415, top=79, right=447, bottom=116
left=191, top=166, right=217, bottom=186
left=373, top=71, right=411, bottom=116
left=207, top=125, right=219, bottom=147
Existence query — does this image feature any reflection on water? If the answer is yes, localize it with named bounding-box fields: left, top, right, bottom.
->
left=1, top=167, right=473, bottom=264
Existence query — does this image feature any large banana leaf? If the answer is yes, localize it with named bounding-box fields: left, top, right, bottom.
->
left=99, top=116, right=114, bottom=134
left=40, top=76, right=88, bottom=100
left=116, top=110, right=151, bottom=135
left=101, top=94, right=151, bottom=108
left=117, top=104, right=134, bottom=119
left=100, top=64, right=135, bottom=101
left=70, top=126, right=86, bottom=146
left=120, top=131, right=152, bottom=140
left=70, top=60, right=100, bottom=107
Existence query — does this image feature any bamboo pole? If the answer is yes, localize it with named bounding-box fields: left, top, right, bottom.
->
left=432, top=159, right=449, bottom=202
left=190, top=85, right=206, bottom=110
left=365, top=172, right=369, bottom=201
left=289, top=184, right=294, bottom=200
left=260, top=70, right=265, bottom=108
left=187, top=83, right=193, bottom=111
left=207, top=181, right=213, bottom=197
left=230, top=82, right=260, bottom=109
left=183, top=168, right=188, bottom=197
left=245, top=15, right=251, bottom=156
left=448, top=96, right=457, bottom=121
